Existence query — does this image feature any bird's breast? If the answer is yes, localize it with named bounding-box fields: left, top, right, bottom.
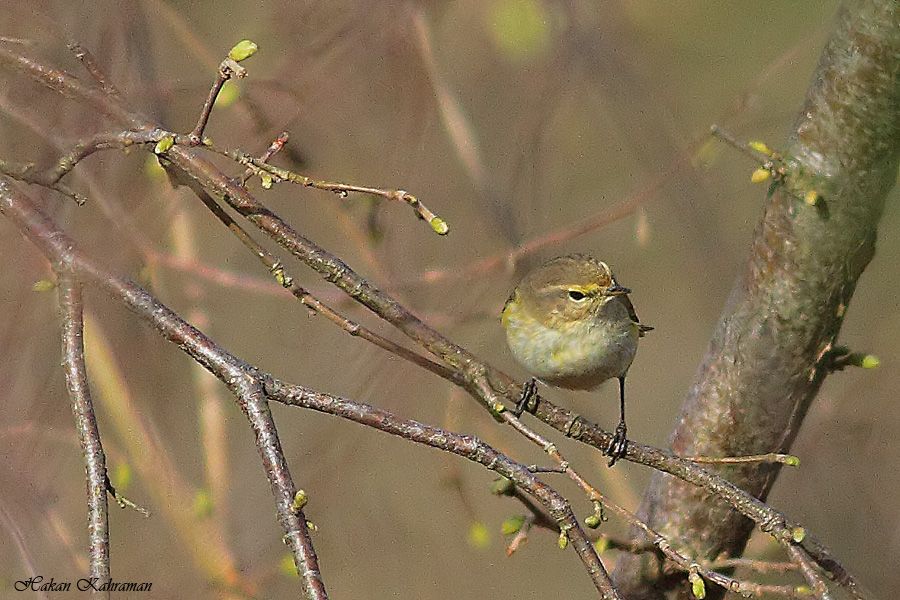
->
left=505, top=311, right=639, bottom=390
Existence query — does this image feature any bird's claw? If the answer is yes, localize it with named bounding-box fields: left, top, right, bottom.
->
left=514, top=378, right=539, bottom=417
left=605, top=422, right=628, bottom=467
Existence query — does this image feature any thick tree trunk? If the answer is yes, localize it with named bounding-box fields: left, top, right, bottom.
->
left=613, top=1, right=900, bottom=598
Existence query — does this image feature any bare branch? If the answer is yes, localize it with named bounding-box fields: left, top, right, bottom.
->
left=67, top=41, right=121, bottom=99
left=0, top=178, right=328, bottom=599
left=189, top=57, right=246, bottom=144
left=191, top=187, right=460, bottom=384
left=0, top=178, right=621, bottom=599
left=57, top=273, right=110, bottom=584
left=206, top=140, right=450, bottom=235
left=680, top=453, right=800, bottom=467
left=787, top=545, right=833, bottom=600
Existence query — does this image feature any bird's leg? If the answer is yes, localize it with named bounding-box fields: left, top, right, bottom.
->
left=605, top=376, right=628, bottom=466
left=513, top=378, right=539, bottom=417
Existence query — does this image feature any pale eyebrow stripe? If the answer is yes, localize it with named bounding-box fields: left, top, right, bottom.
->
left=548, top=283, right=603, bottom=294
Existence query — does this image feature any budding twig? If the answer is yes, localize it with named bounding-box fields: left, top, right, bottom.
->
left=680, top=452, right=801, bottom=467
left=207, top=141, right=450, bottom=235
left=788, top=544, right=834, bottom=600
left=188, top=42, right=256, bottom=144
left=240, top=131, right=289, bottom=185
left=191, top=187, right=460, bottom=384
left=505, top=513, right=535, bottom=556
left=709, top=124, right=823, bottom=208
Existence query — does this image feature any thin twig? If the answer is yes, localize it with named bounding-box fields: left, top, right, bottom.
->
left=188, top=57, right=247, bottom=144
left=240, top=130, right=289, bottom=185
left=527, top=464, right=569, bottom=473
left=206, top=141, right=449, bottom=235
left=0, top=156, right=88, bottom=205
left=47, top=129, right=161, bottom=183
left=0, top=181, right=618, bottom=598
left=0, top=128, right=168, bottom=204
left=709, top=124, right=821, bottom=207
left=57, top=273, right=111, bottom=584
left=709, top=124, right=769, bottom=162
left=105, top=478, right=150, bottom=517
left=788, top=545, right=834, bottom=600
left=680, top=452, right=800, bottom=466
left=708, top=557, right=798, bottom=573
left=747, top=585, right=814, bottom=598
left=191, top=188, right=461, bottom=384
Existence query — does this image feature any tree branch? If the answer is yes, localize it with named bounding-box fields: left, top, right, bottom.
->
left=0, top=178, right=329, bottom=600
left=265, top=380, right=620, bottom=599
left=0, top=177, right=618, bottom=599
left=613, top=0, right=899, bottom=597
left=57, top=272, right=111, bottom=586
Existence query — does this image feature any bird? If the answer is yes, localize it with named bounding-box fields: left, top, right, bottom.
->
left=501, top=254, right=652, bottom=465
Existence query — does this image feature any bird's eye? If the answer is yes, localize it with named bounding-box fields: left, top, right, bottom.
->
left=568, top=290, right=587, bottom=301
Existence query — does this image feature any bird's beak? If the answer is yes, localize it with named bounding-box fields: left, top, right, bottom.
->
left=606, top=281, right=631, bottom=296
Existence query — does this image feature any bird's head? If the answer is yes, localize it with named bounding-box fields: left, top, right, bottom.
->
left=510, top=254, right=630, bottom=327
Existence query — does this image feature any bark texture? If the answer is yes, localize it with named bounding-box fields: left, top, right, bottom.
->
left=613, top=1, right=900, bottom=597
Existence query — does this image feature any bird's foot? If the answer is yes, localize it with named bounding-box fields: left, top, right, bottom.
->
left=605, top=422, right=628, bottom=467
left=513, top=378, right=539, bottom=417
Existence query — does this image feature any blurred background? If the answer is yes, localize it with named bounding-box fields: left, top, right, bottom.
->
left=1, top=1, right=897, bottom=598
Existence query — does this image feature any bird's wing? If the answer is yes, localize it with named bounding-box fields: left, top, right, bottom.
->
left=500, top=289, right=518, bottom=321
left=623, top=295, right=654, bottom=336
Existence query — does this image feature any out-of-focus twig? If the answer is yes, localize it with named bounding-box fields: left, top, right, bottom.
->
left=406, top=156, right=686, bottom=288
left=67, top=42, right=121, bottom=99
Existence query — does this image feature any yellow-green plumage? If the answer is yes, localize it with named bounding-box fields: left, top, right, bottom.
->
left=501, top=254, right=650, bottom=390
left=501, top=254, right=651, bottom=465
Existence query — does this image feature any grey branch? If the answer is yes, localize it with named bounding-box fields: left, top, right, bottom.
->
left=58, top=273, right=111, bottom=586
left=0, top=179, right=618, bottom=599
left=613, top=0, right=899, bottom=598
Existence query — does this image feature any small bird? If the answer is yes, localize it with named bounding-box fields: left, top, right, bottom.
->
left=501, top=254, right=652, bottom=465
